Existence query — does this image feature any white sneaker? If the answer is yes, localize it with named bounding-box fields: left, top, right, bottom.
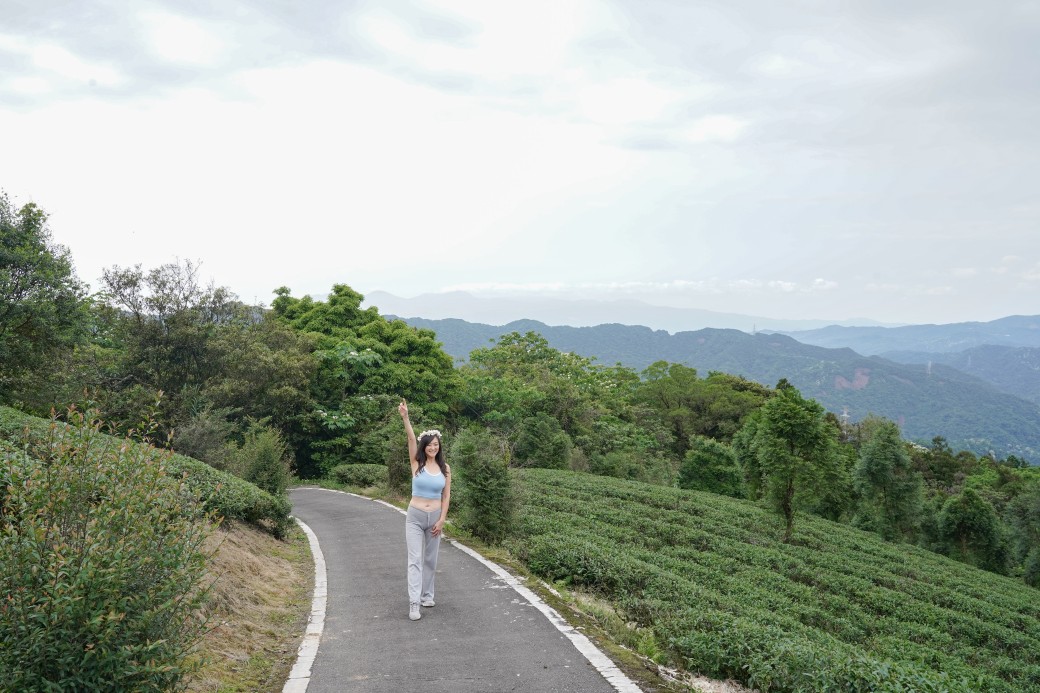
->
left=421, top=599, right=435, bottom=607
left=409, top=602, right=421, bottom=621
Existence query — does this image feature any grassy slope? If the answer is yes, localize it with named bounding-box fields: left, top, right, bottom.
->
left=509, top=469, right=1040, bottom=692
left=186, top=522, right=313, bottom=692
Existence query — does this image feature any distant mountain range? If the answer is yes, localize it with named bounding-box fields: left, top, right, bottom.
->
left=882, top=345, right=1040, bottom=405
left=776, top=315, right=1040, bottom=354
left=363, top=290, right=891, bottom=333
left=389, top=316, right=1040, bottom=461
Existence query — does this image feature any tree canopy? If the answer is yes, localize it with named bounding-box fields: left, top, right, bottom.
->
left=0, top=193, right=89, bottom=402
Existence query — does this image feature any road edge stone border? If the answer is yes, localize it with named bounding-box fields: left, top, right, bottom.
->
left=282, top=517, right=327, bottom=693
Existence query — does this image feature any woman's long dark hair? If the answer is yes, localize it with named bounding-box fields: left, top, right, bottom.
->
left=415, top=433, right=448, bottom=476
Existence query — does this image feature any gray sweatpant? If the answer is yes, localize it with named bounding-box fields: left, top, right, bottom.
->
left=405, top=505, right=441, bottom=604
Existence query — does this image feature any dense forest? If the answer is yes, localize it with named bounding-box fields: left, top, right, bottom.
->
left=4, top=194, right=1040, bottom=689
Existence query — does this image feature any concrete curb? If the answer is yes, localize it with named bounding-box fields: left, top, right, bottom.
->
left=282, top=517, right=327, bottom=693
left=450, top=539, right=643, bottom=693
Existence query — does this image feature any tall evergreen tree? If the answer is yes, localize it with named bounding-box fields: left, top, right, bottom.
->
left=853, top=419, right=924, bottom=541
left=734, top=384, right=840, bottom=541
left=938, top=488, right=1010, bottom=574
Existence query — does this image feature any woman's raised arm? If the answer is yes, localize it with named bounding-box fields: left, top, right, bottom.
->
left=399, top=399, right=417, bottom=469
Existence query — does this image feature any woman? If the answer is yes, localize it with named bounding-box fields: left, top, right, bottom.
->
left=398, top=399, right=451, bottom=621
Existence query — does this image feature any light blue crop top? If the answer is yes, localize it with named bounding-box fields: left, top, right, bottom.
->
left=412, top=467, right=446, bottom=499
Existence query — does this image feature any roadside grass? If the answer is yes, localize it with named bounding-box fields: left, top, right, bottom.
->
left=185, top=521, right=313, bottom=693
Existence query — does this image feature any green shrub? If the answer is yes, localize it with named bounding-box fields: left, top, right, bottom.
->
left=171, top=406, right=238, bottom=472
left=1024, top=548, right=1040, bottom=588
left=590, top=449, right=676, bottom=487
left=451, top=426, right=515, bottom=544
left=679, top=435, right=743, bottom=497
left=0, top=408, right=215, bottom=691
left=238, top=422, right=293, bottom=497
left=331, top=462, right=387, bottom=487
left=383, top=424, right=411, bottom=496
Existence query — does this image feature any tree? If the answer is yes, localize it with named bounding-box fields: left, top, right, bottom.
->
left=513, top=412, right=572, bottom=469
left=733, top=385, right=840, bottom=542
left=463, top=332, right=599, bottom=438
left=459, top=332, right=656, bottom=464
left=938, top=488, right=1010, bottom=574
left=1005, top=483, right=1040, bottom=586
left=95, top=260, right=239, bottom=432
left=632, top=362, right=701, bottom=459
left=450, top=426, right=515, bottom=544
left=237, top=422, right=294, bottom=496
left=914, top=437, right=963, bottom=490
left=0, top=193, right=89, bottom=402
left=632, top=363, right=770, bottom=460
left=853, top=419, right=924, bottom=541
left=273, top=285, right=461, bottom=475
left=679, top=435, right=743, bottom=497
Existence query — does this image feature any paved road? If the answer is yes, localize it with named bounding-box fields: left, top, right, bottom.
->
left=288, top=487, right=632, bottom=693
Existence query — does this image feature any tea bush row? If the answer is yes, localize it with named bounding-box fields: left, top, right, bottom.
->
left=0, top=407, right=292, bottom=537
left=511, top=469, right=1040, bottom=692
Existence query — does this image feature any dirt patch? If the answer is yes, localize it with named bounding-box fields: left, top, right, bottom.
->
left=835, top=367, right=871, bottom=390
left=185, top=521, right=313, bottom=692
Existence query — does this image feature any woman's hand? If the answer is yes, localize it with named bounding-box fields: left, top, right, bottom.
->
left=431, top=519, right=445, bottom=537
left=398, top=399, right=409, bottom=419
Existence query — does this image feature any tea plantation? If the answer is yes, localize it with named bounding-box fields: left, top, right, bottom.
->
left=510, top=469, right=1040, bottom=692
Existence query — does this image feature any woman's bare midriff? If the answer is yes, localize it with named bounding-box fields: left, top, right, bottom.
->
left=409, top=497, right=442, bottom=512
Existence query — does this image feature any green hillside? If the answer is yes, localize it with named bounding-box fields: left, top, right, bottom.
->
left=511, top=469, right=1040, bottom=692
left=884, top=345, right=1040, bottom=406
left=393, top=317, right=1040, bottom=460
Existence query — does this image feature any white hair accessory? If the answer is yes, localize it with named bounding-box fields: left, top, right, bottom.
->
left=418, top=429, right=442, bottom=440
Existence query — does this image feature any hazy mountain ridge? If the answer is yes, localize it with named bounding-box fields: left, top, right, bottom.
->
left=364, top=290, right=891, bottom=333
left=775, top=315, right=1040, bottom=354
left=882, top=345, right=1040, bottom=405
left=391, top=316, right=1040, bottom=460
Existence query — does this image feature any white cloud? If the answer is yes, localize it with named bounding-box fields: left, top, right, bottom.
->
left=865, top=284, right=903, bottom=293
left=813, top=278, right=839, bottom=290
left=32, top=44, right=123, bottom=87
left=1022, top=264, right=1040, bottom=282
left=0, top=34, right=123, bottom=90
left=139, top=11, right=224, bottom=65
left=574, top=77, right=684, bottom=126
left=8, top=76, right=51, bottom=95
left=750, top=53, right=807, bottom=78
left=681, top=115, right=746, bottom=143
left=357, top=0, right=603, bottom=78
left=1, top=0, right=1036, bottom=325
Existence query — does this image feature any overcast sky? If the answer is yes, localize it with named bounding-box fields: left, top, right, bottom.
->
left=2, top=0, right=1037, bottom=325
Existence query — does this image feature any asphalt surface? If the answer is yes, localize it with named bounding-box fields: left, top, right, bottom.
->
left=288, top=487, right=626, bottom=693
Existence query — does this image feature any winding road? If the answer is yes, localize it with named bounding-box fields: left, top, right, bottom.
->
left=284, top=487, right=642, bottom=693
